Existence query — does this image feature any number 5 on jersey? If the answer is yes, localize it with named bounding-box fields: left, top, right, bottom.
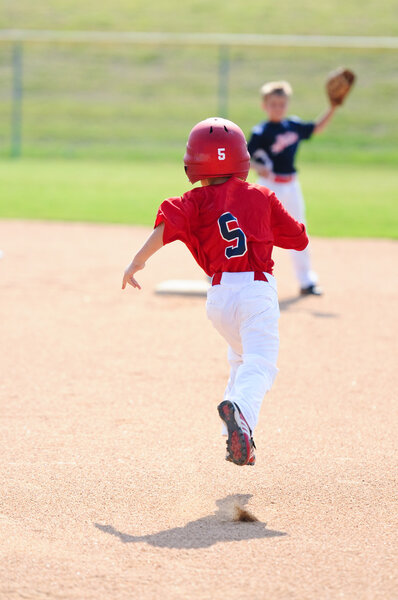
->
left=218, top=212, right=247, bottom=259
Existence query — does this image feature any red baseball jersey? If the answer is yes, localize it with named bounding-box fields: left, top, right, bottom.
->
left=154, top=177, right=308, bottom=277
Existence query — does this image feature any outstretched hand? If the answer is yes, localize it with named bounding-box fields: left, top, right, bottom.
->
left=121, top=222, right=165, bottom=291
left=122, top=260, right=145, bottom=290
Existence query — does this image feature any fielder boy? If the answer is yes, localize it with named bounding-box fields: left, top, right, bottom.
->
left=122, top=117, right=308, bottom=466
left=248, top=80, right=337, bottom=295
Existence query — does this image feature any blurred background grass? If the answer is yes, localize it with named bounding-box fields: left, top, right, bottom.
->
left=0, top=0, right=397, bottom=236
left=2, top=0, right=397, bottom=35
left=0, top=160, right=396, bottom=238
left=0, top=44, right=397, bottom=164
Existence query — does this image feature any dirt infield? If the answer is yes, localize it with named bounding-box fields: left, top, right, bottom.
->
left=0, top=220, right=397, bottom=600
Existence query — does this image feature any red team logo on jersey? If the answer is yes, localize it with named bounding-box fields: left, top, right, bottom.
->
left=271, top=131, right=299, bottom=154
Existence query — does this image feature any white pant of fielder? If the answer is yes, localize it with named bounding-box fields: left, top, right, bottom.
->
left=259, top=176, right=317, bottom=288
left=206, top=272, right=280, bottom=433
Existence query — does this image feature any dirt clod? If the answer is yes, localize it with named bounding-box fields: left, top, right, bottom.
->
left=233, top=504, right=259, bottom=522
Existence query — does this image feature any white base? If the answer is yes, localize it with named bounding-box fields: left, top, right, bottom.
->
left=155, top=279, right=210, bottom=297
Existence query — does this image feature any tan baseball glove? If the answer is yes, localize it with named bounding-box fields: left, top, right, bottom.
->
left=326, top=68, right=356, bottom=106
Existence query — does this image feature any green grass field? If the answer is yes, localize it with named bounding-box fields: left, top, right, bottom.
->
left=0, top=159, right=396, bottom=238
left=0, top=1, right=397, bottom=164
left=0, top=44, right=396, bottom=165
left=2, top=0, right=397, bottom=35
left=0, top=1, right=397, bottom=237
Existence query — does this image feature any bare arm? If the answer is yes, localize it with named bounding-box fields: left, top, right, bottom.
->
left=250, top=158, right=271, bottom=178
left=122, top=222, right=165, bottom=290
left=313, top=105, right=337, bottom=135
left=250, top=149, right=274, bottom=178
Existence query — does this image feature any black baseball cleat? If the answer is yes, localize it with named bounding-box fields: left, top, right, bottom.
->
left=217, top=401, right=256, bottom=466
left=300, top=284, right=323, bottom=296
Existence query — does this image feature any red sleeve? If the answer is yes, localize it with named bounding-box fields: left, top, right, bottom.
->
left=154, top=193, right=198, bottom=246
left=270, top=193, right=309, bottom=250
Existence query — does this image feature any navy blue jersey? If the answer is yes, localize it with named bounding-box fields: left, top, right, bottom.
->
left=248, top=117, right=315, bottom=175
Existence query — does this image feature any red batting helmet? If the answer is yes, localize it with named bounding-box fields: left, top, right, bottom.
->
left=183, top=117, right=250, bottom=184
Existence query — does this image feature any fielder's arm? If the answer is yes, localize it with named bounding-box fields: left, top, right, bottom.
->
left=122, top=222, right=165, bottom=290
left=313, top=106, right=337, bottom=135
left=250, top=159, right=270, bottom=177
left=250, top=149, right=273, bottom=177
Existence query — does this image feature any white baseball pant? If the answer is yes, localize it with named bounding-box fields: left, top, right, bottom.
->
left=206, top=272, right=280, bottom=433
left=258, top=176, right=317, bottom=288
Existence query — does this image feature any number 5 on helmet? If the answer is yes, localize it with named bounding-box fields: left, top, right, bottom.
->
left=184, top=117, right=251, bottom=183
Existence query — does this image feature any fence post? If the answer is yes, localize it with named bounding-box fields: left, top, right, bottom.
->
left=218, top=45, right=230, bottom=118
left=11, top=42, right=23, bottom=158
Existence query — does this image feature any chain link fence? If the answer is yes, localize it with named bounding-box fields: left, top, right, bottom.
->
left=0, top=32, right=397, bottom=162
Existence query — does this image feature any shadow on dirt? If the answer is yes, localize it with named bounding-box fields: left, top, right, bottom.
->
left=279, top=295, right=338, bottom=318
left=94, top=494, right=286, bottom=549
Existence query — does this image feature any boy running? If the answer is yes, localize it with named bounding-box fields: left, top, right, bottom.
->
left=122, top=117, right=308, bottom=466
